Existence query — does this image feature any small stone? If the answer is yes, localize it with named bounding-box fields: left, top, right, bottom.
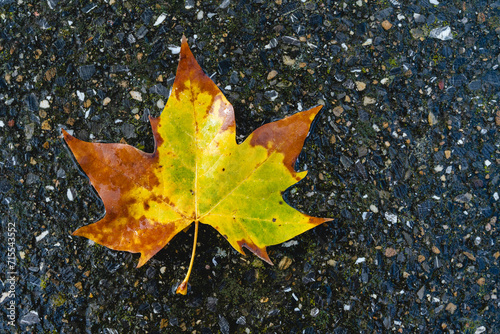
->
left=168, top=46, right=181, bottom=54
left=445, top=150, right=451, bottom=159
left=282, top=36, right=301, bottom=46
left=362, top=39, right=372, bottom=46
left=454, top=193, right=472, bottom=203
left=355, top=81, right=366, bottom=91
left=264, top=90, right=278, bottom=101
left=67, top=188, right=74, bottom=201
left=26, top=93, right=39, bottom=112
left=136, top=26, right=148, bottom=39
left=130, top=91, right=143, bottom=101
left=410, top=28, right=425, bottom=40
left=363, top=96, right=376, bottom=105
left=445, top=303, right=457, bottom=314
left=477, top=277, right=485, bottom=286
left=474, top=236, right=481, bottom=246
left=417, top=286, right=425, bottom=300
left=267, top=70, right=278, bottom=80
left=332, top=105, right=344, bottom=117
left=381, top=20, right=392, bottom=30
left=219, top=0, right=230, bottom=9
left=385, top=212, right=397, bottom=224
left=40, top=100, right=50, bottom=109
left=41, top=120, right=51, bottom=130
left=463, top=251, right=476, bottom=261
left=310, top=307, right=319, bottom=317
left=474, top=326, right=486, bottom=334
left=103, top=97, right=111, bottom=106
left=428, top=111, right=437, bottom=126
left=369, top=204, right=378, bottom=213
left=218, top=315, right=230, bottom=334
left=25, top=123, right=35, bottom=140
left=35, top=230, right=49, bottom=242
left=20, top=311, right=40, bottom=325
left=157, top=99, right=165, bottom=109
left=432, top=246, right=441, bottom=254
left=154, top=13, right=167, bottom=26
left=418, top=255, right=426, bottom=263
left=278, top=256, right=293, bottom=270
left=149, top=84, right=170, bottom=98
left=77, top=90, right=85, bottom=101
left=327, top=259, right=336, bottom=266
left=83, top=99, right=91, bottom=108
left=477, top=13, right=486, bottom=24
left=77, top=64, right=96, bottom=80
left=265, top=38, right=278, bottom=49
left=283, top=55, right=295, bottom=66
left=429, top=26, right=453, bottom=41
left=45, top=67, right=57, bottom=81
left=385, top=247, right=397, bottom=257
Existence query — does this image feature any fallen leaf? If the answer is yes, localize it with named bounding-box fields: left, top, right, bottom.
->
left=63, top=36, right=331, bottom=294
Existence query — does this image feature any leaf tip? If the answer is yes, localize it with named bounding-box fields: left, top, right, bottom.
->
left=137, top=253, right=153, bottom=268
left=303, top=217, right=333, bottom=231
left=237, top=240, right=274, bottom=265
left=72, top=227, right=84, bottom=237
left=61, top=128, right=71, bottom=141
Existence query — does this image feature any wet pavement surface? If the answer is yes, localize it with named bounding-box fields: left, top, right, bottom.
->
left=1, top=0, right=499, bottom=333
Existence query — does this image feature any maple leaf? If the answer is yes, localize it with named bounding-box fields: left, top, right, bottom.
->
left=62, top=36, right=331, bottom=294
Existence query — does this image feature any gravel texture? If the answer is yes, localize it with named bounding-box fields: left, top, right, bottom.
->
left=1, top=0, right=500, bottom=333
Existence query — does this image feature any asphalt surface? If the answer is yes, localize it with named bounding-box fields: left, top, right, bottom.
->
left=1, top=0, right=499, bottom=333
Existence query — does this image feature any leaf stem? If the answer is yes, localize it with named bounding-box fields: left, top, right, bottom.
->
left=176, top=221, right=199, bottom=295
